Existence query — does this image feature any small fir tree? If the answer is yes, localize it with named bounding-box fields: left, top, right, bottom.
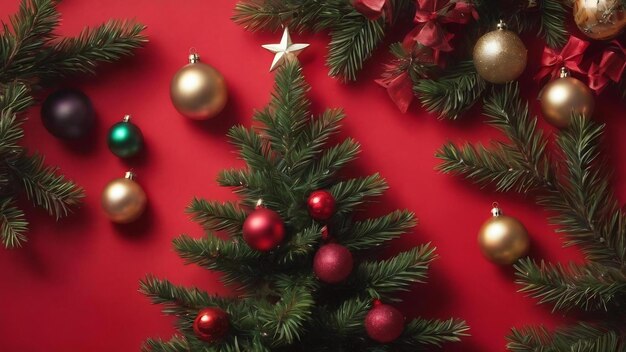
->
left=141, top=62, right=468, bottom=351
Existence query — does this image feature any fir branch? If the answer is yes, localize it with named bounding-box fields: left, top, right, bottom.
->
left=139, top=275, right=232, bottom=315
left=275, top=225, right=320, bottom=265
left=546, top=116, right=624, bottom=265
left=507, top=323, right=626, bottom=352
left=330, top=174, right=388, bottom=215
left=306, top=137, right=360, bottom=189
left=291, top=108, right=344, bottom=177
left=261, top=62, right=311, bottom=164
left=12, top=153, right=84, bottom=219
left=187, top=198, right=247, bottom=237
left=0, top=0, right=59, bottom=83
left=0, top=198, right=27, bottom=248
left=228, top=124, right=275, bottom=173
left=437, top=85, right=551, bottom=193
left=142, top=336, right=190, bottom=352
left=173, top=234, right=263, bottom=287
left=395, top=318, right=469, bottom=349
left=415, top=61, right=486, bottom=120
left=514, top=258, right=626, bottom=312
left=326, top=298, right=371, bottom=337
left=39, top=20, right=146, bottom=82
left=356, top=245, right=436, bottom=300
left=326, top=11, right=385, bottom=81
left=233, top=0, right=324, bottom=32
left=512, top=0, right=568, bottom=48
left=258, top=285, right=314, bottom=345
left=341, top=210, right=416, bottom=251
left=0, top=81, right=33, bottom=115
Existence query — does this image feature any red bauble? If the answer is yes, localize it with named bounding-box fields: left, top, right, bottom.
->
left=193, top=307, right=230, bottom=343
left=313, top=243, right=353, bottom=283
left=242, top=208, right=285, bottom=251
left=365, top=302, right=405, bottom=343
left=307, top=190, right=336, bottom=220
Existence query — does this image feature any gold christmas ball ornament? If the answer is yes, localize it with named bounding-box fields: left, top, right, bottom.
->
left=574, top=0, right=626, bottom=40
left=102, top=171, right=147, bottom=224
left=540, top=68, right=595, bottom=129
left=478, top=203, right=530, bottom=265
left=473, top=20, right=528, bottom=84
left=170, top=52, right=228, bottom=120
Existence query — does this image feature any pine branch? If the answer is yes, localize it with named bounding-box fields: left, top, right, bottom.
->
left=507, top=323, right=626, bottom=352
left=0, top=0, right=59, bottom=83
left=331, top=174, right=388, bottom=215
left=142, top=336, right=190, bottom=352
left=415, top=61, right=486, bottom=120
left=0, top=81, right=33, bottom=115
left=187, top=198, right=247, bottom=237
left=395, top=318, right=469, bottom=349
left=340, top=210, right=416, bottom=251
left=326, top=298, right=371, bottom=337
left=173, top=234, right=263, bottom=287
left=514, top=258, right=626, bottom=312
left=39, top=20, right=147, bottom=82
left=0, top=198, right=28, bottom=248
left=326, top=11, right=385, bottom=81
left=306, top=137, right=360, bottom=188
left=232, top=0, right=325, bottom=32
left=257, top=285, right=314, bottom=345
left=139, top=275, right=233, bottom=315
left=512, top=0, right=568, bottom=48
left=12, top=153, right=84, bottom=219
left=356, top=245, right=436, bottom=300
left=545, top=116, right=624, bottom=265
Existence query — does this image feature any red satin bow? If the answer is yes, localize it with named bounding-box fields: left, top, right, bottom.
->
left=376, top=43, right=436, bottom=113
left=535, top=36, right=589, bottom=81
left=353, top=0, right=392, bottom=21
left=408, top=0, right=476, bottom=52
left=588, top=41, right=626, bottom=94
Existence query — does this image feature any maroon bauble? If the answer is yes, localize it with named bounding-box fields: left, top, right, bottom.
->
left=365, top=302, right=405, bottom=343
left=313, top=243, right=353, bottom=283
left=41, top=88, right=95, bottom=139
left=193, top=307, right=230, bottom=342
left=242, top=208, right=285, bottom=251
left=307, top=190, right=336, bottom=221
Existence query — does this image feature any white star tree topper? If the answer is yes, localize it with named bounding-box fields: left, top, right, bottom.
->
left=262, top=28, right=309, bottom=71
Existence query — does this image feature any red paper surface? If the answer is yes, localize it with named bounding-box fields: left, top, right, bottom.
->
left=1, top=1, right=624, bottom=351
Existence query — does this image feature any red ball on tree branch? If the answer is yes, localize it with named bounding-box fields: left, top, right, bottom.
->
left=307, top=190, right=336, bottom=221
left=242, top=208, right=285, bottom=251
left=193, top=307, right=230, bottom=343
left=313, top=243, right=353, bottom=283
left=365, top=301, right=405, bottom=343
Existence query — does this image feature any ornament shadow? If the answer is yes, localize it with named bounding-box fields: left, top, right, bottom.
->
left=111, top=201, right=155, bottom=241
left=180, top=87, right=245, bottom=136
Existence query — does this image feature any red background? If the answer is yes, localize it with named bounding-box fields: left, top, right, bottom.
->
left=1, top=1, right=624, bottom=351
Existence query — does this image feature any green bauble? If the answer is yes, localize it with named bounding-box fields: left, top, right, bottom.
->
left=107, top=115, right=143, bottom=158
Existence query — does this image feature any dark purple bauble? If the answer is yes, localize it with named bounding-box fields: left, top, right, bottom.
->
left=41, top=89, right=95, bottom=139
left=313, top=243, right=353, bottom=284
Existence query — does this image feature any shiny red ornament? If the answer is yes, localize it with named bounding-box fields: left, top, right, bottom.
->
left=193, top=307, right=230, bottom=343
left=313, top=243, right=353, bottom=283
left=307, top=190, right=336, bottom=221
left=365, top=301, right=405, bottom=343
left=242, top=208, right=285, bottom=251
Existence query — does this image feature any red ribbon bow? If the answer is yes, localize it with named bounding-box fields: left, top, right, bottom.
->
left=588, top=41, right=626, bottom=94
left=407, top=0, right=476, bottom=52
left=535, top=36, right=589, bottom=81
left=375, top=43, right=436, bottom=113
left=353, top=0, right=392, bottom=21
